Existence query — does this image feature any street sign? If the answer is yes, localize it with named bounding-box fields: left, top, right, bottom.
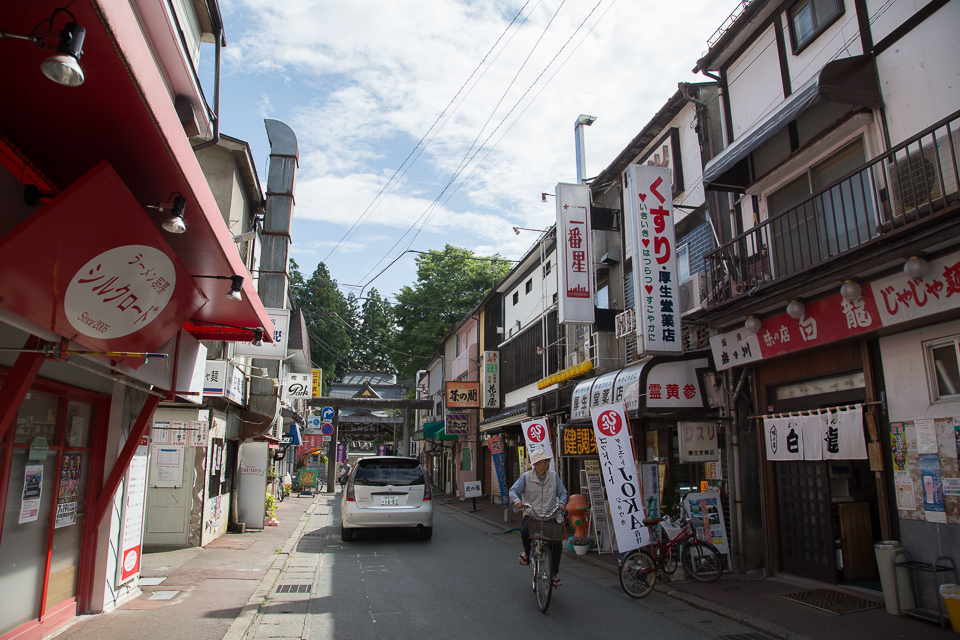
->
left=306, top=414, right=321, bottom=429
left=321, top=423, right=333, bottom=436
left=321, top=406, right=335, bottom=421
left=322, top=435, right=332, bottom=443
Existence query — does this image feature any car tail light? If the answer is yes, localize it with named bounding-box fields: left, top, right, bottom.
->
left=345, top=482, right=355, bottom=502
left=423, top=482, right=432, bottom=501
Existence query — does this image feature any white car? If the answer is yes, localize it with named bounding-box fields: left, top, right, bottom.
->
left=340, top=456, right=433, bottom=541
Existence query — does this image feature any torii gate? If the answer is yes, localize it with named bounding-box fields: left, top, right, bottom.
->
left=304, top=396, right=432, bottom=491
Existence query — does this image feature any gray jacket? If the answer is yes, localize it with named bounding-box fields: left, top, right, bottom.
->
left=509, top=469, right=568, bottom=516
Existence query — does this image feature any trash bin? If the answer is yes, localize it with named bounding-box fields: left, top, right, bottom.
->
left=940, top=584, right=960, bottom=632
left=874, top=541, right=916, bottom=615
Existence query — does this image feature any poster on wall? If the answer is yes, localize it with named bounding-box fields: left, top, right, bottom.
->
left=683, top=491, right=729, bottom=554
left=590, top=403, right=649, bottom=552
left=919, top=453, right=946, bottom=523
left=915, top=419, right=937, bottom=454
left=118, top=436, right=149, bottom=583
left=55, top=453, right=82, bottom=528
left=151, top=420, right=171, bottom=445
left=19, top=464, right=43, bottom=524
left=150, top=444, right=184, bottom=488
left=895, top=478, right=916, bottom=510
left=190, top=420, right=209, bottom=447
left=890, top=422, right=909, bottom=474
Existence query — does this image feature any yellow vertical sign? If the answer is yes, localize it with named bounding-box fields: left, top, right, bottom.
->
left=311, top=369, right=323, bottom=397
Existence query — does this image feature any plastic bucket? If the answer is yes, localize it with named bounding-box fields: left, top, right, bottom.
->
left=940, top=584, right=960, bottom=633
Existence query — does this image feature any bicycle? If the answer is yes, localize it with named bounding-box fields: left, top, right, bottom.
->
left=522, top=503, right=566, bottom=613
left=618, top=497, right=723, bottom=598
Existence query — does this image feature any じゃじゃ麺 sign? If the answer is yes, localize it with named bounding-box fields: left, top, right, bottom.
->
left=627, top=164, right=681, bottom=354
left=555, top=182, right=595, bottom=325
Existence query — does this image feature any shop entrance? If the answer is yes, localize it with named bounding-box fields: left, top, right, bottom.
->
left=769, top=372, right=879, bottom=586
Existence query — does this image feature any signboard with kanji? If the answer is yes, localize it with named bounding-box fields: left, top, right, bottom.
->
left=555, top=182, right=595, bottom=325
left=645, top=358, right=708, bottom=409
left=282, top=372, right=311, bottom=403
left=311, top=369, right=323, bottom=396
left=446, top=381, right=480, bottom=408
left=235, top=308, right=290, bottom=359
left=561, top=424, right=598, bottom=456
left=678, top=421, right=720, bottom=462
left=711, top=250, right=960, bottom=369
left=481, top=351, right=500, bottom=409
left=445, top=413, right=470, bottom=436
left=627, top=164, right=681, bottom=354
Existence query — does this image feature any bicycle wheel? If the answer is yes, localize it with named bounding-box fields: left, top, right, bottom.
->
left=680, top=540, right=723, bottom=583
left=619, top=550, right=656, bottom=598
left=535, top=544, right=553, bottom=613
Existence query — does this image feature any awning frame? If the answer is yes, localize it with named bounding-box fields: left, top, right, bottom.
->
left=703, top=54, right=883, bottom=190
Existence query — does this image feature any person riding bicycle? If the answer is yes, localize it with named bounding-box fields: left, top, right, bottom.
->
left=509, top=449, right=568, bottom=587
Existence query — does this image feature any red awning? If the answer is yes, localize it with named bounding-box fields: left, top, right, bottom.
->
left=0, top=0, right=272, bottom=344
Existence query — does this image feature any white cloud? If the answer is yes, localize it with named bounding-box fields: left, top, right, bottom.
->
left=220, top=0, right=740, bottom=294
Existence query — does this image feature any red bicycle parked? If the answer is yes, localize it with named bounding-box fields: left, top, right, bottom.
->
left=618, top=497, right=723, bottom=598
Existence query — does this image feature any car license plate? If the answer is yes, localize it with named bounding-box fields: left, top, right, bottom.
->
left=381, top=496, right=399, bottom=506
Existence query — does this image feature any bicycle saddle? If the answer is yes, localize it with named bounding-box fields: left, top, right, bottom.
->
left=642, top=516, right=666, bottom=526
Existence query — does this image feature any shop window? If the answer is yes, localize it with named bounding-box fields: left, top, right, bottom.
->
left=788, top=0, right=843, bottom=53
left=925, top=336, right=960, bottom=402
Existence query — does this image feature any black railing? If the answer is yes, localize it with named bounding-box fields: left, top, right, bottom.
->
left=705, top=109, right=960, bottom=304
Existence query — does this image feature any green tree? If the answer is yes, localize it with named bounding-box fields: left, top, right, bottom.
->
left=289, top=259, right=352, bottom=388
left=391, top=245, right=510, bottom=377
left=350, top=288, right=395, bottom=371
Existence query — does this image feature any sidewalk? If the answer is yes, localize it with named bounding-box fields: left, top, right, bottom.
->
left=441, top=494, right=956, bottom=640
left=47, top=490, right=328, bottom=640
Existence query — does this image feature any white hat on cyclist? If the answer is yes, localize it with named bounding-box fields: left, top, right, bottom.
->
left=529, top=449, right=552, bottom=465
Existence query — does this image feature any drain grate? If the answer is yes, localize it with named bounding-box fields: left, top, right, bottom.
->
left=303, top=531, right=324, bottom=537
left=276, top=584, right=312, bottom=594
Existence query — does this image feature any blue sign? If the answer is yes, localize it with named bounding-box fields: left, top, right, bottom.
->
left=321, top=406, right=335, bottom=421
left=321, top=423, right=333, bottom=436
left=306, top=414, right=321, bottom=429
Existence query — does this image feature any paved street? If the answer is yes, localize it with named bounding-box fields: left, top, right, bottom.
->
left=237, top=495, right=772, bottom=640
left=49, top=491, right=952, bottom=640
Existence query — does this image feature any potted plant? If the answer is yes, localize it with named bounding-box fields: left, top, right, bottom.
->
left=570, top=535, right=593, bottom=555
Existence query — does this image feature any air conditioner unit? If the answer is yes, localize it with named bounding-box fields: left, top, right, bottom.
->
left=679, top=273, right=706, bottom=316
left=887, top=129, right=959, bottom=217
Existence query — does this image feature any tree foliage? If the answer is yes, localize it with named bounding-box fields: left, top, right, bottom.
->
left=289, top=259, right=351, bottom=389
left=390, top=245, right=510, bottom=378
left=350, top=288, right=395, bottom=371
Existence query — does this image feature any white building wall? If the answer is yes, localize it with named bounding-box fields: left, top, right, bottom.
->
left=875, top=0, right=960, bottom=145
left=783, top=3, right=863, bottom=89
left=879, top=318, right=960, bottom=421
left=502, top=248, right=558, bottom=339
left=726, top=24, right=784, bottom=139
left=867, top=0, right=929, bottom=43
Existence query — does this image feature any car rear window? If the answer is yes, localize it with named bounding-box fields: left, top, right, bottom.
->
left=354, top=459, right=425, bottom=487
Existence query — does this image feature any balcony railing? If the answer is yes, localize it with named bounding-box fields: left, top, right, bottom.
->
left=704, top=109, right=960, bottom=305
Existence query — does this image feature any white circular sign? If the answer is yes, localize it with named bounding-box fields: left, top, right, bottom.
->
left=123, top=547, right=139, bottom=572
left=65, top=245, right=176, bottom=339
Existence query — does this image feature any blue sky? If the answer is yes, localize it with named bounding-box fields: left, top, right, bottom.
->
left=206, top=0, right=740, bottom=303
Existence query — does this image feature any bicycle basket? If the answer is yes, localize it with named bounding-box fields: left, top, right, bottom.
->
left=528, top=518, right=565, bottom=542
left=660, top=517, right=684, bottom=540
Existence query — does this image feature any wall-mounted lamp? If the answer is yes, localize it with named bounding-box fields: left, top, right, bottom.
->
left=744, top=315, right=762, bottom=334
left=513, top=226, right=550, bottom=235
left=840, top=279, right=862, bottom=301
left=147, top=192, right=187, bottom=234
left=903, top=255, right=930, bottom=281
left=0, top=8, right=86, bottom=87
left=786, top=299, right=805, bottom=320
left=251, top=327, right=264, bottom=347
left=193, top=274, right=244, bottom=301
